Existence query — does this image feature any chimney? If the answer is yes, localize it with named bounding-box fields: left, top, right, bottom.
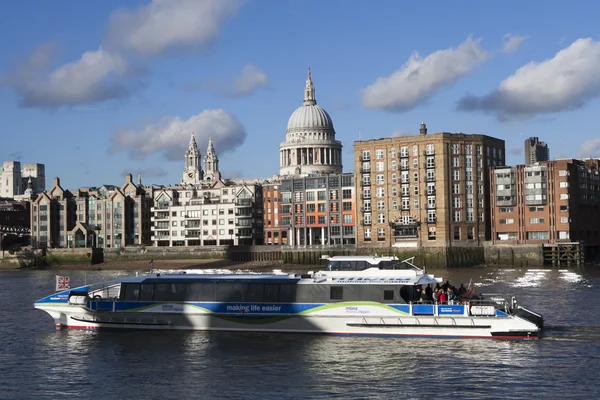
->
left=138, top=173, right=142, bottom=186
left=126, top=173, right=132, bottom=183
left=53, top=177, right=60, bottom=186
left=419, top=121, right=427, bottom=136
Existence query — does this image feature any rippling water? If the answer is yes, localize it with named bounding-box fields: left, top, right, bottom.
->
left=2, top=266, right=599, bottom=399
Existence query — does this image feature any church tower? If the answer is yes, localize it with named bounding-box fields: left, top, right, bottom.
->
left=182, top=133, right=202, bottom=185
left=203, top=137, right=220, bottom=182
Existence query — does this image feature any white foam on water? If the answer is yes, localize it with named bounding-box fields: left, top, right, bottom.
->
left=558, top=270, right=584, bottom=284
left=510, top=269, right=551, bottom=288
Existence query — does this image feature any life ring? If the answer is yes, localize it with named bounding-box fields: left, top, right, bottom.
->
left=93, top=295, right=102, bottom=299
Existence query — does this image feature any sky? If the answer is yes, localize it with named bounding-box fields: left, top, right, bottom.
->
left=2, top=0, right=600, bottom=190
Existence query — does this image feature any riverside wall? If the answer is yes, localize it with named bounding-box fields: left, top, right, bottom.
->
left=4, top=242, right=547, bottom=269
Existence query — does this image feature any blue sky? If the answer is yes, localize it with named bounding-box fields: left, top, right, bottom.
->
left=1, top=0, right=600, bottom=190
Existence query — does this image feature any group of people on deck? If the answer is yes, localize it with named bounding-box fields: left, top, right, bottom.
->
left=414, top=281, right=475, bottom=304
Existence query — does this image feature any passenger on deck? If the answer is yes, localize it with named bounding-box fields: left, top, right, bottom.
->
left=432, top=288, right=439, bottom=303
left=438, top=289, right=447, bottom=304
left=447, top=287, right=455, bottom=303
left=425, top=284, right=433, bottom=300
left=458, top=284, right=467, bottom=296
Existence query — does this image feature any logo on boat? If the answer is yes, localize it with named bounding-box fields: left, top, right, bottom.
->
left=161, top=304, right=184, bottom=312
left=345, top=306, right=370, bottom=315
left=333, top=277, right=411, bottom=284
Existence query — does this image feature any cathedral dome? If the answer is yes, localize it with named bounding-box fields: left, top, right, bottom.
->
left=287, top=104, right=333, bottom=131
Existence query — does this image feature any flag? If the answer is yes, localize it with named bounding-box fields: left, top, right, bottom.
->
left=463, top=279, right=475, bottom=299
left=56, top=275, right=70, bottom=291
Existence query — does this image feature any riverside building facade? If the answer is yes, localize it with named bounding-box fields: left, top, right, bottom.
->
left=354, top=123, right=505, bottom=249
left=275, top=173, right=356, bottom=246
left=30, top=174, right=152, bottom=249
left=490, top=159, right=600, bottom=245
left=150, top=133, right=264, bottom=247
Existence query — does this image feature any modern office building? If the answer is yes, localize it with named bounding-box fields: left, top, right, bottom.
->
left=262, top=180, right=287, bottom=245
left=273, top=173, right=356, bottom=246
left=491, top=159, right=600, bottom=245
left=30, top=174, right=152, bottom=248
left=354, top=123, right=505, bottom=248
left=524, top=137, right=550, bottom=165
left=150, top=133, right=264, bottom=246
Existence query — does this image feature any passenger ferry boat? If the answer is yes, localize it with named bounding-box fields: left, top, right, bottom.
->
left=34, top=256, right=543, bottom=339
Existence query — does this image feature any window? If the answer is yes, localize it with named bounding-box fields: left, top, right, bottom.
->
left=402, top=198, right=410, bottom=210
left=452, top=184, right=460, bottom=194
left=559, top=182, right=569, bottom=188
left=500, top=219, right=514, bottom=224
left=558, top=231, right=569, bottom=239
left=452, top=170, right=460, bottom=181
left=391, top=173, right=397, bottom=184
left=344, top=214, right=353, bottom=224
left=376, top=149, right=384, bottom=159
left=413, top=145, right=418, bottom=156
left=426, top=144, right=434, bottom=155
left=392, top=200, right=398, bottom=210
left=383, top=290, right=394, bottom=301
left=376, top=187, right=385, bottom=198
left=391, top=160, right=397, bottom=170
left=378, top=213, right=385, bottom=224
left=453, top=226, right=460, bottom=240
left=390, top=148, right=396, bottom=158
left=499, top=207, right=513, bottom=213
left=343, top=202, right=352, bottom=211
left=451, top=144, right=459, bottom=154
left=377, top=200, right=385, bottom=210
left=391, top=187, right=397, bottom=197
left=527, top=231, right=549, bottom=240
left=400, top=159, right=408, bottom=169
left=452, top=157, right=460, bottom=167
left=376, top=162, right=384, bottom=172
left=560, top=193, right=569, bottom=200
left=401, top=185, right=410, bottom=196
left=530, top=218, right=545, bottom=224
left=413, top=172, right=418, bottom=182
left=558, top=170, right=568, bottom=177
left=376, top=174, right=384, bottom=185
left=560, top=217, right=569, bottom=223
left=400, top=146, right=408, bottom=157
left=378, top=228, right=385, bottom=237
left=362, top=150, right=370, bottom=160
left=413, top=158, right=418, bottom=168
left=330, top=286, right=343, bottom=300
left=413, top=198, right=419, bottom=209
left=453, top=211, right=460, bottom=222
left=413, top=185, right=419, bottom=195
left=364, top=228, right=371, bottom=239
left=452, top=197, right=461, bottom=208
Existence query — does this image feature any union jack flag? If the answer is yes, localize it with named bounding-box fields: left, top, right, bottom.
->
left=56, top=275, right=70, bottom=291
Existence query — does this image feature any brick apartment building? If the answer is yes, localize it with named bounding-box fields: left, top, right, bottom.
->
left=354, top=123, right=505, bottom=249
left=266, top=173, right=356, bottom=246
left=262, top=181, right=286, bottom=245
left=491, top=159, right=600, bottom=245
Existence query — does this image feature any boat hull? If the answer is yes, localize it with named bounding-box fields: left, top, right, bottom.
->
left=37, top=304, right=540, bottom=340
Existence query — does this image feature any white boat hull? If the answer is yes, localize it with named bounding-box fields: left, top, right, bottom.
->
left=36, top=303, right=540, bottom=339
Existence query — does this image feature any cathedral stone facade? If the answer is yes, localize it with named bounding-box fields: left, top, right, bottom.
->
left=279, top=69, right=343, bottom=176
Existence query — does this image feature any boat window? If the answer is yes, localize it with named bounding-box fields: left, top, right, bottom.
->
left=195, top=282, right=215, bottom=301
left=154, top=283, right=187, bottom=301
left=139, top=284, right=154, bottom=301
left=400, top=286, right=418, bottom=303
left=263, top=284, right=280, bottom=302
left=122, top=283, right=141, bottom=301
left=245, top=283, right=264, bottom=302
left=383, top=290, right=394, bottom=301
left=216, top=283, right=244, bottom=302
left=327, top=261, right=369, bottom=271
left=279, top=284, right=297, bottom=303
left=330, top=286, right=343, bottom=301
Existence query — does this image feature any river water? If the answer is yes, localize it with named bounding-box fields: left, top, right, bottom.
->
left=1, top=266, right=598, bottom=399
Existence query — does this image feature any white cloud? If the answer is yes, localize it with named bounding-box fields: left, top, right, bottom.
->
left=109, top=109, right=246, bottom=160
left=1, top=45, right=131, bottom=108
left=361, top=37, right=487, bottom=112
left=1, top=0, right=241, bottom=108
left=578, top=138, right=600, bottom=158
left=502, top=34, right=527, bottom=53
left=207, top=64, right=268, bottom=97
left=105, top=0, right=241, bottom=57
left=458, top=38, right=600, bottom=120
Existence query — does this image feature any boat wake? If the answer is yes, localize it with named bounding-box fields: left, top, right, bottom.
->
left=541, top=325, right=600, bottom=342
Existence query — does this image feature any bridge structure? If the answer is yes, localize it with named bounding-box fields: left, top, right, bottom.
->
left=0, top=225, right=31, bottom=256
